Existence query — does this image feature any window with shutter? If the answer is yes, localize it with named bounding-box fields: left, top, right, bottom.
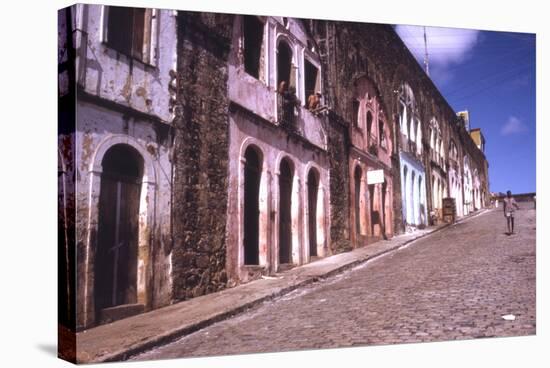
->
left=105, top=6, right=153, bottom=64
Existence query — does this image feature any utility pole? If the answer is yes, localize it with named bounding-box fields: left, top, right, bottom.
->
left=423, top=26, right=430, bottom=76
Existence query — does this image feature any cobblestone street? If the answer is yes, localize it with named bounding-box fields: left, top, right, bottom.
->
left=133, top=204, right=536, bottom=361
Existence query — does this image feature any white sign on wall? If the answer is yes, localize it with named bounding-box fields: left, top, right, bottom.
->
left=367, top=169, right=385, bottom=185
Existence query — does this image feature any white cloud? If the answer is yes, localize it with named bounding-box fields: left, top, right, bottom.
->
left=501, top=116, right=528, bottom=135
left=395, top=25, right=480, bottom=87
left=396, top=25, right=480, bottom=67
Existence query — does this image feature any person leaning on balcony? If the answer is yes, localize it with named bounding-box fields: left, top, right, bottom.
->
left=307, top=92, right=320, bottom=111
left=503, top=190, right=520, bottom=235
left=308, top=92, right=328, bottom=115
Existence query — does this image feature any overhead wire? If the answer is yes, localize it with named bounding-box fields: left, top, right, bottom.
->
left=449, top=68, right=534, bottom=103
left=395, top=25, right=535, bottom=106
left=443, top=54, right=534, bottom=98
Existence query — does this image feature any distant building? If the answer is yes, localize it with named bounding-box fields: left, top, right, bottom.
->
left=470, top=128, right=486, bottom=153
left=457, top=110, right=470, bottom=131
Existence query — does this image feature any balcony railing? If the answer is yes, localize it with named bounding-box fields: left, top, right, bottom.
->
left=276, top=92, right=328, bottom=149
left=277, top=92, right=299, bottom=133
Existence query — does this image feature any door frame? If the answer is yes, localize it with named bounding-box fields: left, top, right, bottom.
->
left=83, top=135, right=157, bottom=327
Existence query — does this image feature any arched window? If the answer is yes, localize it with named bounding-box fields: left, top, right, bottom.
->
left=398, top=83, right=416, bottom=141
left=282, top=17, right=289, bottom=28
left=304, top=58, right=321, bottom=103
left=429, top=118, right=440, bottom=156
left=352, top=99, right=360, bottom=128
left=409, top=114, right=415, bottom=143
left=353, top=77, right=389, bottom=152
left=366, top=111, right=373, bottom=144
left=449, top=139, right=458, bottom=162
left=378, top=119, right=385, bottom=147
left=277, top=41, right=293, bottom=90
left=416, top=119, right=422, bottom=154
left=399, top=101, right=407, bottom=135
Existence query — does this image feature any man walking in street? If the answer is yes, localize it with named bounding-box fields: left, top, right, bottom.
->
left=503, top=190, right=520, bottom=235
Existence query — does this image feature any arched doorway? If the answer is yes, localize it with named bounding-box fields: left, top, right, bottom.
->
left=403, top=165, right=408, bottom=226
left=95, top=144, right=143, bottom=315
left=382, top=180, right=388, bottom=238
left=411, top=171, right=416, bottom=224
left=354, top=166, right=362, bottom=236
left=279, top=158, right=294, bottom=264
left=419, top=176, right=425, bottom=225
left=307, top=169, right=319, bottom=257
left=368, top=183, right=376, bottom=235
left=243, top=147, right=262, bottom=265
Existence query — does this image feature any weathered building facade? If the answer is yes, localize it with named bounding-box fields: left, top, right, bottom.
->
left=304, top=20, right=489, bottom=233
left=59, top=5, right=490, bottom=329
left=224, top=15, right=330, bottom=284
left=59, top=4, right=177, bottom=329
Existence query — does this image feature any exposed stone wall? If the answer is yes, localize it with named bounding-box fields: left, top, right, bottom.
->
left=171, top=12, right=234, bottom=301
left=326, top=112, right=352, bottom=253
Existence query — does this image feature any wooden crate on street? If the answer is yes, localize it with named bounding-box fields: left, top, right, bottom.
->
left=442, top=197, right=456, bottom=223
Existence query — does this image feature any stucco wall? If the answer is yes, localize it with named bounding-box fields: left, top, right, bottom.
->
left=226, top=107, right=330, bottom=284
left=74, top=99, right=173, bottom=328
left=73, top=4, right=177, bottom=123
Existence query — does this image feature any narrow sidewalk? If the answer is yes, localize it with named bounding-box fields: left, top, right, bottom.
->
left=76, top=209, right=488, bottom=363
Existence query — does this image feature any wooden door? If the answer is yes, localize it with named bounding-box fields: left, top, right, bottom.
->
left=95, top=145, right=142, bottom=313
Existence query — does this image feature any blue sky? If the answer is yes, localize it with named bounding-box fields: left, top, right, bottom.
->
left=395, top=25, right=536, bottom=194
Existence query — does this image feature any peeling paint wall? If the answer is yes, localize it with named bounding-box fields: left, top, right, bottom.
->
left=226, top=107, right=330, bottom=284
left=224, top=15, right=331, bottom=285
left=73, top=4, right=177, bottom=123
left=64, top=4, right=176, bottom=329
left=74, top=100, right=173, bottom=328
